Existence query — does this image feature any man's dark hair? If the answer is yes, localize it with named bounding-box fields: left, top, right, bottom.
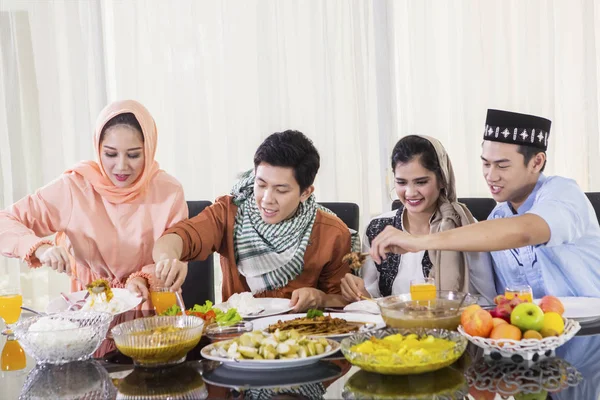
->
left=517, top=145, right=546, bottom=172
left=253, top=130, right=320, bottom=192
left=391, top=135, right=443, bottom=183
left=99, top=113, right=143, bottom=143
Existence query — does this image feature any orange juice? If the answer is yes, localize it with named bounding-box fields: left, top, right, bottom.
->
left=410, top=283, right=437, bottom=301
left=150, top=291, right=177, bottom=314
left=505, top=286, right=533, bottom=303
left=0, top=294, right=22, bottom=324
left=1, top=339, right=26, bottom=371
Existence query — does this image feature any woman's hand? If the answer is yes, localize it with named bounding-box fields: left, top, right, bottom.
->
left=289, top=287, right=325, bottom=312
left=340, top=273, right=370, bottom=302
left=155, top=259, right=188, bottom=291
left=35, top=245, right=71, bottom=274
left=126, top=276, right=149, bottom=301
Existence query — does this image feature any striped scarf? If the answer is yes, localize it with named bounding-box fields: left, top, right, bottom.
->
left=232, top=171, right=359, bottom=294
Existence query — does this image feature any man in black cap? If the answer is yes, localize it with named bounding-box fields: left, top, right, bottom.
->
left=368, top=109, right=600, bottom=298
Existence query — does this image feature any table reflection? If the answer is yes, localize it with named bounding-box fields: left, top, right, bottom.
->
left=1, top=337, right=26, bottom=371
left=19, top=360, right=116, bottom=399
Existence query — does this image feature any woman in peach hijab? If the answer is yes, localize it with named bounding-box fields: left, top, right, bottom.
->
left=0, top=100, right=187, bottom=299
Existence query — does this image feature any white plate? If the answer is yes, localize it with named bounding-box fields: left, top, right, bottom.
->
left=343, top=299, right=381, bottom=315
left=250, top=312, right=386, bottom=340
left=224, top=297, right=294, bottom=319
left=535, top=297, right=600, bottom=324
left=46, top=288, right=142, bottom=315
left=201, top=338, right=340, bottom=370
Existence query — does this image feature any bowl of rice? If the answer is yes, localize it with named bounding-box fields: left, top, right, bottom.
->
left=12, top=311, right=112, bottom=365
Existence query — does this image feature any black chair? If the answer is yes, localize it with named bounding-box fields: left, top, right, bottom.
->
left=585, top=192, right=600, bottom=224
left=181, top=201, right=215, bottom=307
left=319, top=202, right=360, bottom=231
left=391, top=198, right=496, bottom=222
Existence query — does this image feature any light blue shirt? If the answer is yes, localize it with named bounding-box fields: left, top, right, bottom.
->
left=488, top=174, right=600, bottom=298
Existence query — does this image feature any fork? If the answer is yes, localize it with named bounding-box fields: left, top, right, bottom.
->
left=61, top=291, right=90, bottom=311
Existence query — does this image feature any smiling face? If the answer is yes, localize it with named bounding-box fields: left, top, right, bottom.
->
left=100, top=125, right=145, bottom=188
left=394, top=156, right=442, bottom=217
left=481, top=140, right=545, bottom=209
left=254, top=162, right=314, bottom=224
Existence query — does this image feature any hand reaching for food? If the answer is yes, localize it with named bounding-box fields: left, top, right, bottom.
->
left=154, top=259, right=188, bottom=291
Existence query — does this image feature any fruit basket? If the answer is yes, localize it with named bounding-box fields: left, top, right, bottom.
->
left=458, top=318, right=580, bottom=361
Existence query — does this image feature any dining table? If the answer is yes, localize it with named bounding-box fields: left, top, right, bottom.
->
left=2, top=310, right=600, bottom=400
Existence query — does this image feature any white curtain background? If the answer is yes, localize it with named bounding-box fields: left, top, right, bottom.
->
left=1, top=0, right=599, bottom=310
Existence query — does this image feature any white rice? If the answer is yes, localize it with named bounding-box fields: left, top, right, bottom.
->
left=26, top=317, right=98, bottom=361
left=225, top=292, right=264, bottom=315
left=80, top=294, right=124, bottom=314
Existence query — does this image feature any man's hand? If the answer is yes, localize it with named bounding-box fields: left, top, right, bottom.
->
left=35, top=245, right=71, bottom=274
left=155, top=259, right=188, bottom=291
left=289, top=287, right=325, bottom=312
left=126, top=277, right=149, bottom=301
left=369, top=226, right=423, bottom=263
left=340, top=273, right=370, bottom=302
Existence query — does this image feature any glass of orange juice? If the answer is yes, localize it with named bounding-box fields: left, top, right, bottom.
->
left=505, top=285, right=533, bottom=303
left=1, top=337, right=26, bottom=371
left=150, top=286, right=185, bottom=315
left=0, top=288, right=22, bottom=336
left=410, top=277, right=437, bottom=301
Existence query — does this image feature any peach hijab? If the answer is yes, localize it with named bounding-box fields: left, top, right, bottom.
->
left=66, top=99, right=160, bottom=204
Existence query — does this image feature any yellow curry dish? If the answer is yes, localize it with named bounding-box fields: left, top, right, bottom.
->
left=86, top=279, right=114, bottom=303
left=340, top=329, right=467, bottom=375
left=111, top=316, right=204, bottom=367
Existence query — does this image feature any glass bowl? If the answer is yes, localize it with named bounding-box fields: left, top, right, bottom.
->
left=20, top=360, right=117, bottom=400
left=205, top=321, right=253, bottom=342
left=12, top=311, right=112, bottom=365
left=340, top=328, right=467, bottom=375
left=111, top=315, right=204, bottom=367
left=377, top=291, right=478, bottom=330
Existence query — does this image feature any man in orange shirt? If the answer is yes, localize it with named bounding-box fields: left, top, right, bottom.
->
left=152, top=130, right=352, bottom=312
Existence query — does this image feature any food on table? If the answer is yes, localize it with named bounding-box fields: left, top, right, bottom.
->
left=342, top=252, right=367, bottom=271
left=461, top=305, right=493, bottom=338
left=511, top=303, right=544, bottom=332
left=86, top=279, right=113, bottom=302
left=539, top=295, right=565, bottom=316
left=113, top=316, right=203, bottom=366
left=460, top=297, right=567, bottom=342
left=208, top=329, right=332, bottom=360
left=379, top=293, right=477, bottom=331
left=222, top=292, right=264, bottom=315
left=160, top=300, right=242, bottom=326
left=306, top=309, right=324, bottom=318
left=266, top=314, right=364, bottom=336
left=80, top=279, right=120, bottom=313
left=349, top=333, right=458, bottom=367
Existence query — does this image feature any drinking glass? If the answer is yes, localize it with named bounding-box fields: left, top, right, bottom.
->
left=504, top=285, right=533, bottom=302
left=149, top=286, right=185, bottom=315
left=410, top=277, right=436, bottom=301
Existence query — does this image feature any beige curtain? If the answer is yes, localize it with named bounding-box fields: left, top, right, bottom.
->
left=1, top=0, right=600, bottom=310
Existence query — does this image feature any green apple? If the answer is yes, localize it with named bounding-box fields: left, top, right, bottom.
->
left=510, top=303, right=544, bottom=332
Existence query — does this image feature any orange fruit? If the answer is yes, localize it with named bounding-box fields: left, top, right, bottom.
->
left=490, top=323, right=522, bottom=342
left=462, top=309, right=494, bottom=338
left=492, top=318, right=508, bottom=327
left=523, top=330, right=543, bottom=340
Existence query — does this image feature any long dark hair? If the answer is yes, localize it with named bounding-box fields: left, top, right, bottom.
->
left=391, top=135, right=443, bottom=183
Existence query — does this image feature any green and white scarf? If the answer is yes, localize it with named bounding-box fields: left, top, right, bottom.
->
left=231, top=171, right=359, bottom=294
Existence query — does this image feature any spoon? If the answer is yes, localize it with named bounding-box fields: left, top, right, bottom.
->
left=20, top=306, right=46, bottom=316
left=454, top=293, right=469, bottom=315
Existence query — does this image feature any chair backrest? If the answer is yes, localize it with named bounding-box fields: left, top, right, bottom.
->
left=391, top=198, right=497, bottom=222
left=585, top=192, right=600, bottom=224
left=181, top=201, right=215, bottom=307
left=319, top=202, right=360, bottom=231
